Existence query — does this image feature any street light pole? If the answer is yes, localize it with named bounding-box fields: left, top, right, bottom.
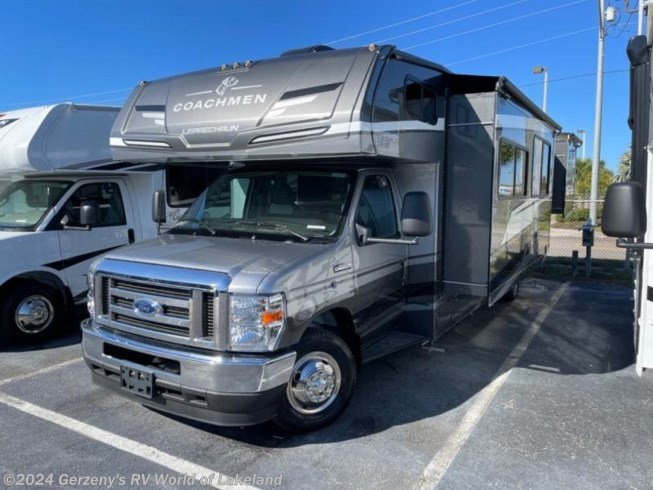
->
left=532, top=66, right=548, bottom=112
left=590, top=0, right=606, bottom=226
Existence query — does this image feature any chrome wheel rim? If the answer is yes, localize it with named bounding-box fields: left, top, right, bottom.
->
left=15, top=295, right=54, bottom=334
left=287, top=351, right=342, bottom=415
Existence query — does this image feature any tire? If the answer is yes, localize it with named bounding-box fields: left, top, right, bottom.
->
left=503, top=280, right=520, bottom=302
left=275, top=329, right=357, bottom=432
left=0, top=283, right=63, bottom=344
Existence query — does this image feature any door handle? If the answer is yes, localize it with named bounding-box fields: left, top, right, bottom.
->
left=128, top=228, right=135, bottom=244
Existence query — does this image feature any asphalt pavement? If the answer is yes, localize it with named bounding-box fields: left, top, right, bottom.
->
left=0, top=279, right=651, bottom=490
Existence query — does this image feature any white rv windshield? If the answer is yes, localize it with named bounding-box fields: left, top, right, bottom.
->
left=171, top=169, right=354, bottom=242
left=0, top=180, right=72, bottom=230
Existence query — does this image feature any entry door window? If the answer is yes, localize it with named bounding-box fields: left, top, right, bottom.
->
left=64, top=183, right=126, bottom=227
left=356, top=175, right=399, bottom=239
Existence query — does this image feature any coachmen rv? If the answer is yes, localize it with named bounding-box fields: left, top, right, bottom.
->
left=82, top=45, right=563, bottom=431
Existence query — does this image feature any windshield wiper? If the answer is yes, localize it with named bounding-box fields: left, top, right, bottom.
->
left=173, top=218, right=217, bottom=236
left=236, top=220, right=309, bottom=242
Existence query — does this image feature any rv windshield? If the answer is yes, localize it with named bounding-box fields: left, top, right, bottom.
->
left=0, top=180, right=72, bottom=230
left=171, top=169, right=354, bottom=242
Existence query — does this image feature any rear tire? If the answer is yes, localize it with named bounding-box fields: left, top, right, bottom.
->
left=275, top=329, right=356, bottom=432
left=0, top=283, right=63, bottom=345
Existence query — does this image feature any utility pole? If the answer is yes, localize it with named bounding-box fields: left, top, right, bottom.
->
left=590, top=0, right=606, bottom=225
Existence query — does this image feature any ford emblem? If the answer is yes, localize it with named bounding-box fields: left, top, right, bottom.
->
left=133, top=298, right=162, bottom=317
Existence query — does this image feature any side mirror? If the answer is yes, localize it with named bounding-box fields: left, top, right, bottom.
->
left=80, top=201, right=98, bottom=227
left=152, top=190, right=166, bottom=224
left=602, top=182, right=646, bottom=238
left=356, top=223, right=371, bottom=245
left=401, top=191, right=432, bottom=237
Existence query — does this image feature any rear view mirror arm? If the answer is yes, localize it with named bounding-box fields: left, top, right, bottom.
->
left=615, top=238, right=653, bottom=250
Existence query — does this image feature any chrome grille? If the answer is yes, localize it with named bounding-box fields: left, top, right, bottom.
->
left=110, top=278, right=190, bottom=299
left=97, top=275, right=210, bottom=343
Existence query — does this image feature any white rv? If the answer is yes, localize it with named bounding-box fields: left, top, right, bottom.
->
left=0, top=104, right=225, bottom=344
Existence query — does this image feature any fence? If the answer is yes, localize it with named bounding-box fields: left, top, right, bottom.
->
left=546, top=199, right=630, bottom=279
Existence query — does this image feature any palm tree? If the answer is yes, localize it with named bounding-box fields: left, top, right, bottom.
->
left=615, top=146, right=632, bottom=183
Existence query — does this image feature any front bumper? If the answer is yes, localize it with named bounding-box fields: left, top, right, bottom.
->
left=81, top=319, right=296, bottom=426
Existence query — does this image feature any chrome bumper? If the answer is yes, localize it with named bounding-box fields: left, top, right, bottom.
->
left=81, top=319, right=296, bottom=394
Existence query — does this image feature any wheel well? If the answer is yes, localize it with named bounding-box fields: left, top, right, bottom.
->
left=0, top=273, right=72, bottom=310
left=310, top=308, right=361, bottom=368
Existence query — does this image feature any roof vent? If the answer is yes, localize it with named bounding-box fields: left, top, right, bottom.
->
left=280, top=45, right=335, bottom=57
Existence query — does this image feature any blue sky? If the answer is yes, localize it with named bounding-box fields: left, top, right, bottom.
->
left=0, top=0, right=637, bottom=170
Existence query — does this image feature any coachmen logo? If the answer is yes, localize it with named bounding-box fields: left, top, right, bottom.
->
left=133, top=298, right=162, bottom=317
left=172, top=75, right=268, bottom=113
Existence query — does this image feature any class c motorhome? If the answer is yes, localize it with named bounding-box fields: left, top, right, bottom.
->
left=0, top=104, right=225, bottom=344
left=82, top=44, right=563, bottom=431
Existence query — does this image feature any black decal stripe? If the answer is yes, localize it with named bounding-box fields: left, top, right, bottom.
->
left=43, top=245, right=124, bottom=271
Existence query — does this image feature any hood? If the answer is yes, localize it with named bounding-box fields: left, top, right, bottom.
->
left=99, top=233, right=324, bottom=293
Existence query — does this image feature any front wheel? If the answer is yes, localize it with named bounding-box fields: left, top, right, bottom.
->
left=275, top=329, right=357, bottom=432
left=0, top=283, right=63, bottom=344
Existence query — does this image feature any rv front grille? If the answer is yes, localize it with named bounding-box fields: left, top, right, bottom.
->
left=110, top=278, right=191, bottom=299
left=113, top=314, right=190, bottom=336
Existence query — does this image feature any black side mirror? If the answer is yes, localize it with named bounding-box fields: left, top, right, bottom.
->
left=80, top=201, right=98, bottom=227
left=152, top=190, right=166, bottom=224
left=602, top=182, right=646, bottom=238
left=356, top=223, right=371, bottom=245
left=401, top=191, right=432, bottom=237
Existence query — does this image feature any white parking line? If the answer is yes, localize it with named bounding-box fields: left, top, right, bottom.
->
left=0, top=357, right=84, bottom=387
left=0, top=392, right=260, bottom=490
left=419, top=282, right=570, bottom=489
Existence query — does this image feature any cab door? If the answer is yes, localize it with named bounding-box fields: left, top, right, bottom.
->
left=54, top=180, right=135, bottom=300
left=351, top=172, right=408, bottom=341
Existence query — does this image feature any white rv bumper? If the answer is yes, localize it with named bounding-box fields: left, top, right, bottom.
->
left=81, top=319, right=296, bottom=426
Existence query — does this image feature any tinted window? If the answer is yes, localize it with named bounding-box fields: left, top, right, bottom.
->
left=64, top=182, right=126, bottom=227
left=499, top=140, right=528, bottom=197
left=405, top=78, right=438, bottom=125
left=356, top=175, right=398, bottom=239
left=541, top=142, right=551, bottom=195
left=167, top=163, right=227, bottom=207
left=532, top=139, right=543, bottom=196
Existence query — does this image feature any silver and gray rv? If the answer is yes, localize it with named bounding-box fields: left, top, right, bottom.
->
left=82, top=45, right=562, bottom=431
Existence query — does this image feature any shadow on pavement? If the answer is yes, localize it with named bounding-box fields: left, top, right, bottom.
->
left=154, top=280, right=635, bottom=448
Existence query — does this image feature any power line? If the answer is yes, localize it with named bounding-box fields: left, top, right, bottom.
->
left=518, top=69, right=628, bottom=87
left=404, top=0, right=590, bottom=50
left=447, top=26, right=596, bottom=66
left=376, top=0, right=529, bottom=44
left=1, top=87, right=133, bottom=110
left=325, top=0, right=480, bottom=45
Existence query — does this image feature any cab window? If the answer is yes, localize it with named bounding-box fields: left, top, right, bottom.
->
left=356, top=175, right=398, bottom=240
left=63, top=183, right=126, bottom=227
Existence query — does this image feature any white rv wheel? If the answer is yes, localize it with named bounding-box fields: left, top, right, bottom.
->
left=1, top=283, right=63, bottom=344
left=275, top=329, right=356, bottom=432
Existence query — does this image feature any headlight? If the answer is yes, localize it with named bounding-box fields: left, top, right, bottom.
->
left=86, top=272, right=95, bottom=317
left=228, top=293, right=285, bottom=352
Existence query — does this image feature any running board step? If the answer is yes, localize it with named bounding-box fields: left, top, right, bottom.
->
left=361, top=331, right=429, bottom=364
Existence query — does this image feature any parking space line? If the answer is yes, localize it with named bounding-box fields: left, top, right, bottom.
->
left=419, top=282, right=570, bottom=489
left=0, top=357, right=84, bottom=387
left=0, top=392, right=260, bottom=490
